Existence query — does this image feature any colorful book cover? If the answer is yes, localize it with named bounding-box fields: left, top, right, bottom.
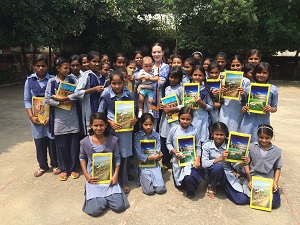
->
left=115, top=100, right=134, bottom=132
left=56, top=81, right=77, bottom=111
left=207, top=79, right=221, bottom=102
left=250, top=176, right=273, bottom=212
left=92, top=152, right=113, bottom=184
left=139, top=140, right=156, bottom=168
left=226, top=131, right=251, bottom=163
left=183, top=83, right=200, bottom=109
left=32, top=97, right=49, bottom=124
left=161, top=94, right=179, bottom=123
left=177, top=136, right=196, bottom=167
left=248, top=83, right=271, bottom=114
left=126, top=68, right=134, bottom=92
left=222, top=71, right=243, bottom=100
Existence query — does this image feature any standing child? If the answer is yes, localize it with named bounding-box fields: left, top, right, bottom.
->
left=45, top=57, right=80, bottom=181
left=159, top=67, right=183, bottom=173
left=219, top=55, right=250, bottom=132
left=166, top=107, right=204, bottom=199
left=192, top=51, right=204, bottom=65
left=246, top=49, right=262, bottom=66
left=240, top=62, right=278, bottom=142
left=203, top=57, right=214, bottom=78
left=80, top=112, right=129, bottom=217
left=113, top=53, right=127, bottom=69
left=69, top=54, right=82, bottom=82
left=182, top=57, right=199, bottom=83
left=215, top=52, right=228, bottom=72
left=202, top=122, right=249, bottom=204
left=100, top=54, right=110, bottom=64
left=98, top=70, right=138, bottom=194
left=244, top=124, right=282, bottom=208
left=134, top=113, right=166, bottom=195
left=190, top=65, right=213, bottom=142
left=137, top=56, right=159, bottom=117
left=79, top=54, right=89, bottom=72
left=171, top=55, right=183, bottom=68
left=24, top=55, right=60, bottom=177
left=242, top=62, right=255, bottom=82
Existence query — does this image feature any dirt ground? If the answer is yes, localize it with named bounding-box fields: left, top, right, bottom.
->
left=0, top=82, right=299, bottom=225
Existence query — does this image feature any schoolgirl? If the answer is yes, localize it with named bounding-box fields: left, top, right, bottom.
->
left=192, top=51, right=204, bottom=65
left=100, top=53, right=110, bottom=64
left=166, top=107, right=205, bottom=199
left=171, top=55, right=183, bottom=68
left=219, top=55, right=250, bottom=132
left=113, top=53, right=127, bottom=69
left=240, top=62, right=278, bottom=142
left=242, top=62, right=255, bottom=82
left=246, top=49, right=262, bottom=66
left=182, top=57, right=199, bottom=83
left=79, top=54, right=89, bottom=72
left=159, top=67, right=183, bottom=173
left=80, top=112, right=129, bottom=217
left=69, top=54, right=82, bottom=82
left=134, top=113, right=166, bottom=195
left=45, top=57, right=80, bottom=181
left=202, top=122, right=249, bottom=204
left=203, top=57, right=214, bottom=78
left=98, top=69, right=138, bottom=193
left=24, top=55, right=59, bottom=177
left=244, top=124, right=282, bottom=208
left=215, top=52, right=228, bottom=72
left=190, top=65, right=213, bottom=142
left=99, top=61, right=111, bottom=88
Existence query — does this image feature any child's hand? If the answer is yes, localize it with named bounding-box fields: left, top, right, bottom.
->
left=155, top=152, right=163, bottom=161
left=109, top=121, right=122, bottom=130
left=211, top=88, right=220, bottom=97
left=163, top=107, right=171, bottom=114
left=220, top=86, right=226, bottom=93
left=43, top=117, right=50, bottom=126
left=110, top=173, right=118, bottom=186
left=214, top=102, right=222, bottom=109
left=130, top=117, right=138, bottom=126
left=64, top=100, right=74, bottom=105
left=242, top=156, right=250, bottom=165
left=145, top=75, right=151, bottom=81
left=85, top=174, right=99, bottom=184
left=51, top=95, right=65, bottom=101
left=193, top=160, right=201, bottom=169
left=30, top=116, right=41, bottom=125
left=248, top=180, right=252, bottom=190
left=221, top=150, right=230, bottom=161
left=94, top=85, right=104, bottom=93
left=273, top=182, right=279, bottom=193
left=194, top=95, right=202, bottom=104
left=263, top=105, right=272, bottom=113
left=237, top=87, right=245, bottom=95
left=242, top=105, right=249, bottom=113
left=159, top=103, right=165, bottom=110
left=175, top=151, right=182, bottom=159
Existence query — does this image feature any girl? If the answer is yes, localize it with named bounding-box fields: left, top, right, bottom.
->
left=246, top=49, right=262, bottom=66
left=79, top=54, right=89, bottom=72
left=100, top=61, right=111, bottom=87
left=240, top=62, right=278, bottom=142
left=134, top=113, right=166, bottom=195
left=133, top=50, right=143, bottom=79
left=192, top=51, right=204, bottom=65
left=203, top=57, right=214, bottom=78
left=244, top=124, right=282, bottom=208
left=166, top=107, right=204, bottom=199
left=45, top=57, right=80, bottom=181
left=182, top=57, right=199, bottom=83
left=219, top=55, right=250, bottom=132
left=215, top=52, right=228, bottom=72
left=159, top=67, right=183, bottom=173
left=24, top=55, right=60, bottom=177
left=190, top=65, right=214, bottom=142
left=98, top=70, right=138, bottom=194
left=69, top=54, right=82, bottom=82
left=202, top=122, right=249, bottom=204
left=80, top=112, right=129, bottom=217
left=100, top=54, right=110, bottom=64
left=113, top=53, right=127, bottom=69
left=242, top=62, right=255, bottom=82
left=171, top=55, right=183, bottom=68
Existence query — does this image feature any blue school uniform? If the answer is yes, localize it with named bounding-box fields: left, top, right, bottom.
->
left=240, top=84, right=278, bottom=142
left=166, top=124, right=203, bottom=187
left=134, top=130, right=166, bottom=195
left=192, top=83, right=213, bottom=142
left=219, top=77, right=250, bottom=132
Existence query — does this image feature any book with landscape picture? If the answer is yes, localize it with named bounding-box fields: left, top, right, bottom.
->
left=161, top=94, right=179, bottom=123
left=56, top=81, right=77, bottom=111
left=183, top=83, right=200, bottom=109
left=248, top=83, right=271, bottom=114
left=250, top=176, right=273, bottom=212
left=92, top=152, right=113, bottom=184
left=32, top=97, right=49, bottom=124
left=222, top=71, right=243, bottom=100
left=206, top=79, right=221, bottom=102
left=115, top=100, right=134, bottom=132
left=139, top=140, right=156, bottom=168
left=226, top=131, right=251, bottom=163
left=177, top=136, right=196, bottom=167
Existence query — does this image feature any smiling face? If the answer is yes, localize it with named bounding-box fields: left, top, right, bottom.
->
left=230, top=59, right=243, bottom=71
left=134, top=54, right=143, bottom=67
left=114, top=56, right=126, bottom=68
left=255, top=69, right=269, bottom=83
left=179, top=113, right=193, bottom=129
left=110, top=75, right=124, bottom=95
left=90, top=119, right=107, bottom=136
left=89, top=56, right=101, bottom=74
left=203, top=59, right=210, bottom=71
left=81, top=57, right=89, bottom=72
left=152, top=46, right=164, bottom=63
left=248, top=54, right=260, bottom=65
left=183, top=62, right=193, bottom=76
left=258, top=132, right=272, bottom=150
left=172, top=58, right=183, bottom=68
left=191, top=69, right=205, bottom=83
left=208, top=68, right=220, bottom=79
left=212, top=130, right=226, bottom=147
left=100, top=63, right=110, bottom=77
left=57, top=62, right=70, bottom=77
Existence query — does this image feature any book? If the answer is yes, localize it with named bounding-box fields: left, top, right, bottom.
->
left=161, top=94, right=179, bottom=123
left=222, top=71, right=243, bottom=100
left=206, top=79, right=221, bottom=102
left=56, top=81, right=77, bottom=111
left=126, top=68, right=134, bottom=92
left=115, top=100, right=134, bottom=132
left=139, top=140, right=157, bottom=168
left=92, top=152, right=113, bottom=184
left=183, top=83, right=200, bottom=109
left=226, top=131, right=251, bottom=163
left=248, top=83, right=271, bottom=114
left=250, top=176, right=273, bottom=212
left=177, top=136, right=196, bottom=167
left=32, top=97, right=49, bottom=124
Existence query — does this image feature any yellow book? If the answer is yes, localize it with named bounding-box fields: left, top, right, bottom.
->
left=161, top=94, right=179, bottom=123
left=206, top=79, right=221, bottom=103
left=139, top=140, right=157, bottom=168
left=250, top=176, right=273, bottom=212
left=248, top=83, right=271, bottom=114
left=56, top=81, right=77, bottom=111
left=222, top=70, right=243, bottom=100
left=226, top=131, right=251, bottom=163
left=177, top=136, right=196, bottom=167
left=32, top=97, right=49, bottom=124
left=115, top=100, right=134, bottom=132
left=183, top=83, right=200, bottom=109
left=92, top=153, right=113, bottom=184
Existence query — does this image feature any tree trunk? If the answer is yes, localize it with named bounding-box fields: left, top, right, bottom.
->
left=21, top=45, right=30, bottom=75
left=48, top=45, right=52, bottom=68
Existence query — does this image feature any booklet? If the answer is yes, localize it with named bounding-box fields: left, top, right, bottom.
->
left=222, top=71, right=243, bottom=100
left=177, top=136, right=196, bottom=167
left=207, top=79, right=221, bottom=102
left=32, top=97, right=49, bottom=124
left=139, top=140, right=157, bottom=168
left=115, top=100, right=134, bottom=132
left=248, top=83, right=271, bottom=114
left=56, top=81, right=77, bottom=111
left=250, top=176, right=273, bottom=212
left=92, top=152, right=113, bottom=184
left=226, top=131, right=251, bottom=163
left=161, top=94, right=179, bottom=123
left=183, top=83, right=200, bottom=109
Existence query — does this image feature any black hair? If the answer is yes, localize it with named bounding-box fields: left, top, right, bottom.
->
left=252, top=62, right=273, bottom=82
left=210, top=122, right=229, bottom=138
left=215, top=52, right=228, bottom=62
left=87, top=51, right=101, bottom=61
left=79, top=54, right=87, bottom=65
left=140, top=113, right=154, bottom=125
left=88, top=112, right=109, bottom=136
left=169, top=67, right=183, bottom=81
left=178, top=106, right=194, bottom=120
left=69, top=54, right=80, bottom=63
left=172, top=54, right=183, bottom=62
left=246, top=49, right=262, bottom=61
left=109, top=69, right=125, bottom=82
left=257, top=124, right=274, bottom=138
left=134, top=50, right=143, bottom=57
left=229, top=55, right=245, bottom=67
left=152, top=43, right=165, bottom=52
left=117, top=67, right=128, bottom=74
left=55, top=57, right=68, bottom=67
left=207, top=61, right=221, bottom=72
left=243, top=62, right=255, bottom=74
left=33, top=55, right=48, bottom=66
left=192, top=51, right=204, bottom=59
left=204, top=57, right=214, bottom=63
left=100, top=61, right=110, bottom=70
left=127, top=60, right=136, bottom=66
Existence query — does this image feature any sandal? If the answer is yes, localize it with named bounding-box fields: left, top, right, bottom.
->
left=161, top=166, right=168, bottom=174
left=123, top=186, right=130, bottom=194
left=59, top=172, right=68, bottom=181
left=206, top=184, right=216, bottom=199
left=52, top=167, right=61, bottom=175
left=34, top=168, right=47, bottom=177
left=70, top=171, right=80, bottom=179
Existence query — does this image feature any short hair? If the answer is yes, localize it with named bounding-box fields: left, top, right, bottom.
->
left=252, top=62, right=273, bottom=82
left=88, top=112, right=109, bottom=136
left=143, top=56, right=153, bottom=64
